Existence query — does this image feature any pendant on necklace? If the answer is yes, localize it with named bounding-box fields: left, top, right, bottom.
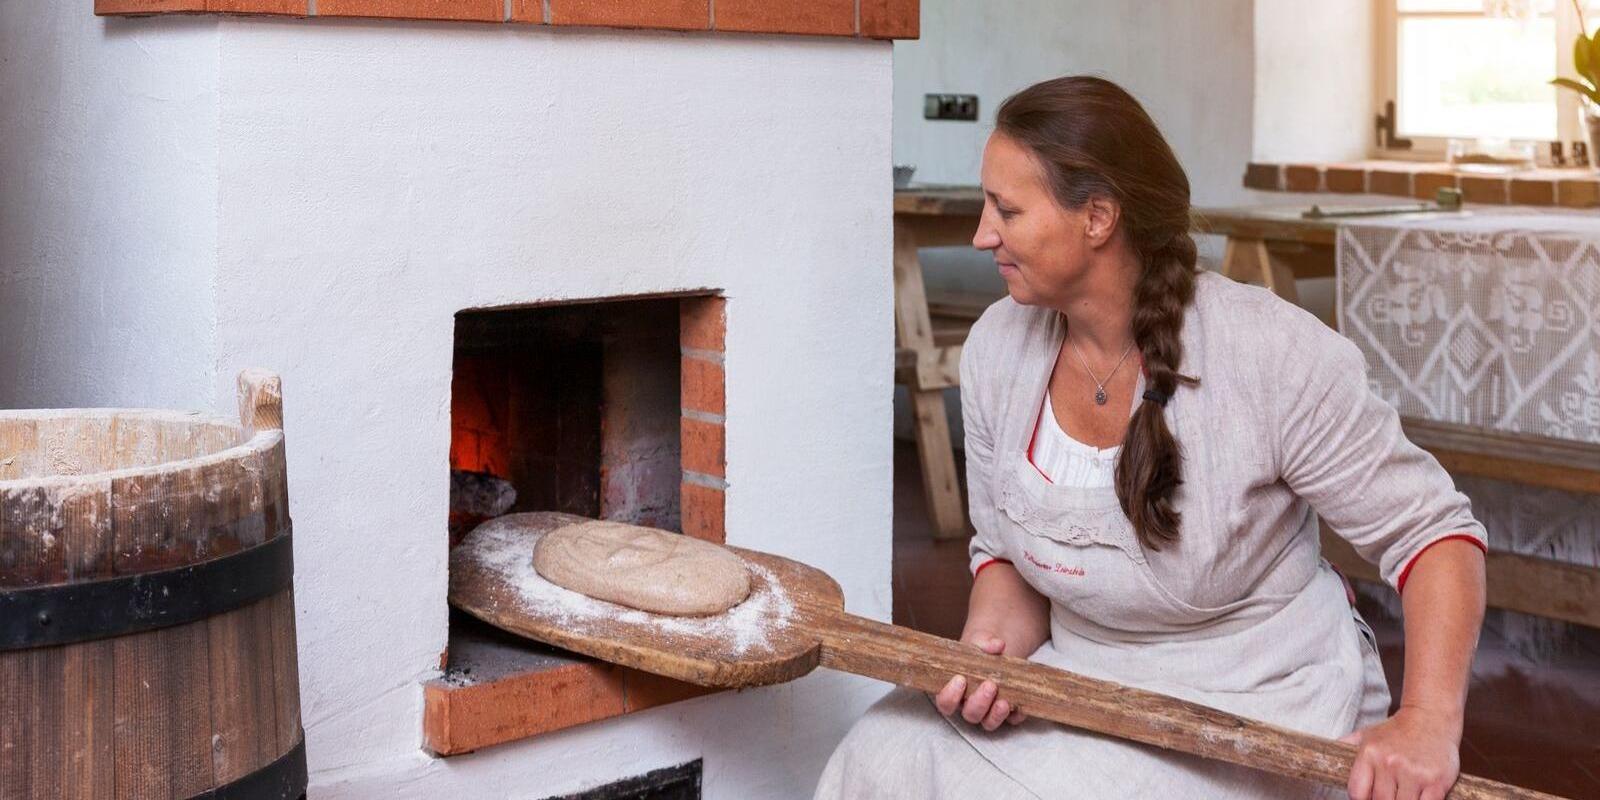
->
left=1094, top=388, right=1108, bottom=405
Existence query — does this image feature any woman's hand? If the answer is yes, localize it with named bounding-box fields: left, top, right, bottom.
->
left=936, top=561, right=1048, bottom=731
left=931, top=629, right=1028, bottom=731
left=1340, top=706, right=1463, bottom=800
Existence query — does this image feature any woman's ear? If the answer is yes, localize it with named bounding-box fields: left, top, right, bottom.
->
left=1082, top=195, right=1120, bottom=248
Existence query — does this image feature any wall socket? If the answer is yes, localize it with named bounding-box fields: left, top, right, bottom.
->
left=924, top=94, right=979, bottom=121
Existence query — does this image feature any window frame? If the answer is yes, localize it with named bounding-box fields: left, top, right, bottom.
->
left=1373, top=0, right=1579, bottom=161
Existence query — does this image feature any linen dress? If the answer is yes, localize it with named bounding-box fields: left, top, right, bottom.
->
left=814, top=272, right=1486, bottom=799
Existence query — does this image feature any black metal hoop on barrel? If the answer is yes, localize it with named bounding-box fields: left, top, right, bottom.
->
left=194, top=735, right=309, bottom=800
left=0, top=530, right=294, bottom=650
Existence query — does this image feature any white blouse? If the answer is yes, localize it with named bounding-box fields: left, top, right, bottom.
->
left=1027, top=391, right=1119, bottom=489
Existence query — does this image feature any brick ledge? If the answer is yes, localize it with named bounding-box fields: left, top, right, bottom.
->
left=95, top=0, right=920, bottom=39
left=1244, top=160, right=1598, bottom=208
left=425, top=621, right=719, bottom=756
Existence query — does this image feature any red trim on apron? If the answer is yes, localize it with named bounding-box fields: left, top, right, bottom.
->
left=1026, top=396, right=1056, bottom=485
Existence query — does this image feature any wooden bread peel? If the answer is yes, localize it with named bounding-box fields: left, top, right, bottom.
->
left=450, top=513, right=1562, bottom=800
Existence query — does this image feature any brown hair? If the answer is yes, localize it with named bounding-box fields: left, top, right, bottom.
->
left=995, top=75, right=1199, bottom=550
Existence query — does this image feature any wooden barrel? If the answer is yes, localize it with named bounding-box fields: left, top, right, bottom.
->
left=0, top=370, right=305, bottom=800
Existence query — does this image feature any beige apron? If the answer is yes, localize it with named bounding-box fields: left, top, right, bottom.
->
left=815, top=445, right=1392, bottom=800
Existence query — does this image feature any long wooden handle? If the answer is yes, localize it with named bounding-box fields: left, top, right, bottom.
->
left=810, top=611, right=1563, bottom=800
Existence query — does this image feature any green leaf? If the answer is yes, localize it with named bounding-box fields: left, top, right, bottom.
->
left=1586, top=33, right=1600, bottom=84
left=1577, top=34, right=1591, bottom=82
left=1552, top=77, right=1600, bottom=106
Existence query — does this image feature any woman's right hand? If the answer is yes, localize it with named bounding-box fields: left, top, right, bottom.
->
left=932, top=629, right=1029, bottom=731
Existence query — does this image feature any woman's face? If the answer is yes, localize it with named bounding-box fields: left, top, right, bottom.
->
left=972, top=133, right=1100, bottom=308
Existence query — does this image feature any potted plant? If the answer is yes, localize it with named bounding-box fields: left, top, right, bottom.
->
left=1553, top=0, right=1600, bottom=168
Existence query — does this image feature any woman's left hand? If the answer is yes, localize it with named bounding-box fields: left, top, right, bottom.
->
left=1340, top=706, right=1462, bottom=800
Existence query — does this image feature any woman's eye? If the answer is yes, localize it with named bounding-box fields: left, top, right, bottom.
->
left=997, top=206, right=1018, bottom=219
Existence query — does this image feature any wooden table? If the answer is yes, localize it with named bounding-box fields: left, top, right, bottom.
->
left=1192, top=206, right=1343, bottom=310
left=893, top=187, right=984, bottom=540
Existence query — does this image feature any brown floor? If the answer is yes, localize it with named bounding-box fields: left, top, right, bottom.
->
left=890, top=441, right=1600, bottom=800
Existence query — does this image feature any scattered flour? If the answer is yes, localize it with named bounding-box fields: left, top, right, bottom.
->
left=468, top=518, right=795, bottom=657
left=43, top=427, right=83, bottom=476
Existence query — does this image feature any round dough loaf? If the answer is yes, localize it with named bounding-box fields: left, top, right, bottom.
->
left=532, top=520, right=751, bottom=617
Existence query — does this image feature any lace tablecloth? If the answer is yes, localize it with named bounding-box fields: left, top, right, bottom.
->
left=1337, top=213, right=1600, bottom=445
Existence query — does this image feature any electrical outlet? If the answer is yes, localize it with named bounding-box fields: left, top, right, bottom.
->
left=924, top=94, right=979, bottom=121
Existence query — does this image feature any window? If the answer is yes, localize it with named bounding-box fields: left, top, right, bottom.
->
left=1377, top=0, right=1595, bottom=155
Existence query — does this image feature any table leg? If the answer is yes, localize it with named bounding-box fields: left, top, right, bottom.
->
left=893, top=224, right=966, bottom=540
left=1220, top=236, right=1300, bottom=306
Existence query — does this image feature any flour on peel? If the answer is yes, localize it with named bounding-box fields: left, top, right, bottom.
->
left=469, top=517, right=795, bottom=657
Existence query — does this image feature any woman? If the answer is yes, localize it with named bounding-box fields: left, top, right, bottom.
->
left=816, top=77, right=1487, bottom=800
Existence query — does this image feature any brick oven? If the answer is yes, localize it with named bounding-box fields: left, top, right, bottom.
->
left=429, top=294, right=735, bottom=762
left=0, top=2, right=910, bottom=797
left=446, top=296, right=719, bottom=545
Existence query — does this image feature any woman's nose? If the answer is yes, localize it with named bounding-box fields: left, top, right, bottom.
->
left=972, top=221, right=1000, bottom=251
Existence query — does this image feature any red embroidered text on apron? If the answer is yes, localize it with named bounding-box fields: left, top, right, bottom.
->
left=1023, top=549, right=1085, bottom=576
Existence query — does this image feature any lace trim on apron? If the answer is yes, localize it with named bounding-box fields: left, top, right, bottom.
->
left=998, top=456, right=1147, bottom=564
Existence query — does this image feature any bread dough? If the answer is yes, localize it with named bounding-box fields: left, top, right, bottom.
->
left=533, top=520, right=751, bottom=617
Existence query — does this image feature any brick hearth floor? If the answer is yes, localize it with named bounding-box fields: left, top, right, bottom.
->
left=891, top=441, right=1600, bottom=799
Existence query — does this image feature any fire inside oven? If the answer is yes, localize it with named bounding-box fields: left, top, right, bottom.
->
left=449, top=296, right=684, bottom=548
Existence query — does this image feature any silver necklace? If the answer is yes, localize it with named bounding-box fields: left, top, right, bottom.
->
left=1067, top=330, right=1136, bottom=406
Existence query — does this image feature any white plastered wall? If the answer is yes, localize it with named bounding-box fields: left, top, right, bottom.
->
left=893, top=0, right=1256, bottom=205
left=2, top=8, right=894, bottom=798
left=1252, top=0, right=1374, bottom=164
left=0, top=7, right=220, bottom=411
